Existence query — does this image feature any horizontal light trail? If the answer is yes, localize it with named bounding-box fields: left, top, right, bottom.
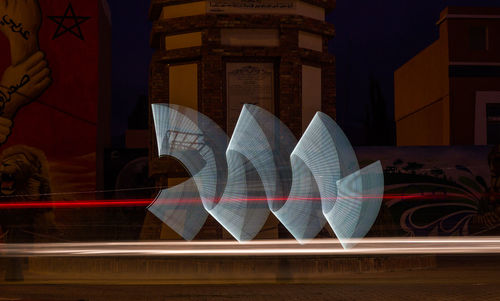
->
left=2, top=237, right=500, bottom=257
left=0, top=199, right=153, bottom=209
left=0, top=192, right=482, bottom=209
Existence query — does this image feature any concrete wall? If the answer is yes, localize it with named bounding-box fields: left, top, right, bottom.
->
left=396, top=96, right=450, bottom=146
left=394, top=37, right=450, bottom=146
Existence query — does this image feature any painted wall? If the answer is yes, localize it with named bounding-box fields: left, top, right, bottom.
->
left=0, top=0, right=111, bottom=241
left=356, top=146, right=499, bottom=237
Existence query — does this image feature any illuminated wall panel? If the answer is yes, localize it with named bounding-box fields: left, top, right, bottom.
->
left=302, top=65, right=322, bottom=132
left=299, top=31, right=323, bottom=52
left=160, top=1, right=207, bottom=19
left=169, top=64, right=198, bottom=110
left=165, top=32, right=202, bottom=50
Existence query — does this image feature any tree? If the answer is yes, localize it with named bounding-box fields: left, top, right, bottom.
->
left=365, top=74, right=395, bottom=145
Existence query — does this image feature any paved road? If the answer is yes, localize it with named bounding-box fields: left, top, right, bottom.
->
left=1, top=256, right=500, bottom=300
left=1, top=282, right=499, bottom=301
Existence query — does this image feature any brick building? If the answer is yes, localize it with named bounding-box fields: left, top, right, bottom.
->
left=147, top=0, right=336, bottom=239
left=394, top=7, right=500, bottom=146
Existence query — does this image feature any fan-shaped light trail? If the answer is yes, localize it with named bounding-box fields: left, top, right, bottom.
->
left=2, top=237, right=500, bottom=257
left=0, top=192, right=464, bottom=209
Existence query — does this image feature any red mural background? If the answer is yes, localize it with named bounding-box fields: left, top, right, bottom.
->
left=0, top=0, right=100, bottom=158
left=0, top=0, right=111, bottom=197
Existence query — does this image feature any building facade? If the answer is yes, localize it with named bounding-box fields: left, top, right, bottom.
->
left=394, top=7, right=500, bottom=146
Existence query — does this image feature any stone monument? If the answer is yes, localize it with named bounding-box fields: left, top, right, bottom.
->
left=148, top=0, right=336, bottom=239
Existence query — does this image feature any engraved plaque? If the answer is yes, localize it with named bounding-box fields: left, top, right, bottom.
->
left=208, top=0, right=295, bottom=14
left=226, top=62, right=275, bottom=133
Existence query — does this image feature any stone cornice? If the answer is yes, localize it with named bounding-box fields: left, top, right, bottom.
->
left=150, top=0, right=336, bottom=20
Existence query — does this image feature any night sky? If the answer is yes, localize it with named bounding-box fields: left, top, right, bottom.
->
left=107, top=0, right=500, bottom=146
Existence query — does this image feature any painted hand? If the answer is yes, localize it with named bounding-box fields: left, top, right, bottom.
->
left=0, top=51, right=51, bottom=118
left=0, top=117, right=12, bottom=144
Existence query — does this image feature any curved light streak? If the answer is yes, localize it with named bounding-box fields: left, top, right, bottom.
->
left=150, top=104, right=384, bottom=248
left=150, top=104, right=226, bottom=240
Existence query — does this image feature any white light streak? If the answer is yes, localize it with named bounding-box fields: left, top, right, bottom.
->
left=2, top=237, right=500, bottom=257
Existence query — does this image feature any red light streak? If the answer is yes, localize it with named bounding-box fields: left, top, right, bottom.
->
left=0, top=199, right=153, bottom=209
left=0, top=192, right=482, bottom=209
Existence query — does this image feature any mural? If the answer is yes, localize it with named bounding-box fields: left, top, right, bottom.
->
left=0, top=0, right=51, bottom=141
left=0, top=0, right=106, bottom=243
left=356, top=146, right=500, bottom=237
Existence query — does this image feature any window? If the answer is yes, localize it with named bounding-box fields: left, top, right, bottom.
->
left=487, top=103, right=500, bottom=145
